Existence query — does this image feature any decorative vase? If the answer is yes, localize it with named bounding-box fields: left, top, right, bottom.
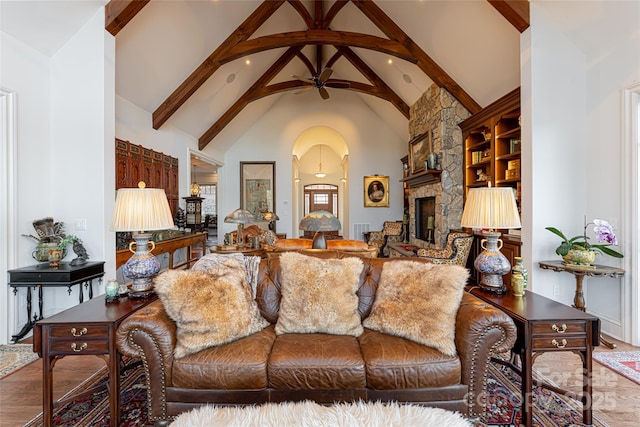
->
left=33, top=242, right=66, bottom=263
left=562, top=249, right=596, bottom=266
left=105, top=279, right=120, bottom=302
left=511, top=256, right=527, bottom=297
left=47, top=249, right=63, bottom=268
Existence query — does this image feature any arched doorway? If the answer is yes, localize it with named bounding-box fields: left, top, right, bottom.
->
left=291, top=127, right=349, bottom=238
left=302, top=184, right=339, bottom=239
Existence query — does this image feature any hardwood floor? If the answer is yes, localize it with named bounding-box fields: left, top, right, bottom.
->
left=0, top=335, right=638, bottom=426
left=535, top=334, right=640, bottom=427
left=0, top=350, right=105, bottom=427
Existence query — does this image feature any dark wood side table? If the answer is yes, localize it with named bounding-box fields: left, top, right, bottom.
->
left=468, top=288, right=600, bottom=427
left=33, top=294, right=158, bottom=427
left=8, top=261, right=105, bottom=343
left=539, top=260, right=624, bottom=349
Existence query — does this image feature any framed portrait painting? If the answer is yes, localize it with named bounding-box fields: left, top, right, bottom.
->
left=240, top=161, right=275, bottom=219
left=408, top=132, right=430, bottom=175
left=364, top=176, right=389, bottom=207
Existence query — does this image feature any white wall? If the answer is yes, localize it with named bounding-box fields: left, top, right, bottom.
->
left=526, top=1, right=640, bottom=341
left=526, top=5, right=588, bottom=301
left=0, top=9, right=117, bottom=340
left=1, top=33, right=52, bottom=342
left=583, top=3, right=640, bottom=341
left=219, top=91, right=406, bottom=239
left=49, top=10, right=112, bottom=314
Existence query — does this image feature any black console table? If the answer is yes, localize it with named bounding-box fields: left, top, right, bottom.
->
left=8, top=261, right=105, bottom=343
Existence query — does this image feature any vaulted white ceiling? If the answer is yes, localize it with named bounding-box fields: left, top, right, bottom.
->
left=2, top=1, right=525, bottom=151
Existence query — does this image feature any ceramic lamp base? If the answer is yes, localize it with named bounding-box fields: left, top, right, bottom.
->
left=122, top=233, right=160, bottom=297
left=475, top=231, right=511, bottom=295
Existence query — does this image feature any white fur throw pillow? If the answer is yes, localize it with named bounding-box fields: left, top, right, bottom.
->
left=275, top=252, right=364, bottom=336
left=363, top=260, right=469, bottom=356
left=153, top=258, right=269, bottom=358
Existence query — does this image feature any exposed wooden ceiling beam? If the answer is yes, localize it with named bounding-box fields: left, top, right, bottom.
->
left=287, top=0, right=314, bottom=28
left=221, top=30, right=416, bottom=64
left=338, top=46, right=409, bottom=118
left=199, top=47, right=301, bottom=149
left=296, top=52, right=317, bottom=76
left=488, top=0, right=530, bottom=33
left=158, top=0, right=480, bottom=145
left=152, top=0, right=286, bottom=130
left=105, top=0, right=150, bottom=36
left=351, top=0, right=481, bottom=114
left=323, top=1, right=349, bottom=29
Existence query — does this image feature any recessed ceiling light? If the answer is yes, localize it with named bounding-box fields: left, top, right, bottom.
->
left=387, top=59, right=393, bottom=65
left=245, top=59, right=251, bottom=65
left=227, top=73, right=236, bottom=83
left=403, top=74, right=412, bottom=84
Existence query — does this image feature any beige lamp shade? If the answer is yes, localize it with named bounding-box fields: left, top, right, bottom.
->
left=110, top=182, right=175, bottom=233
left=460, top=187, right=521, bottom=230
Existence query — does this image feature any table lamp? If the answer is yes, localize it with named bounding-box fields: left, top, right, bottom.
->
left=110, top=182, right=175, bottom=297
left=460, top=187, right=521, bottom=294
left=261, top=211, right=279, bottom=231
left=299, top=210, right=341, bottom=249
left=224, top=209, right=255, bottom=248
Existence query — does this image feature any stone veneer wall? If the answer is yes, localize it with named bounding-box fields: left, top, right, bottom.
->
left=408, top=85, right=470, bottom=248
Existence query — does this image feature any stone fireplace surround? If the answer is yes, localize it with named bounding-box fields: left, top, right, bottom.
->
left=407, top=85, right=470, bottom=250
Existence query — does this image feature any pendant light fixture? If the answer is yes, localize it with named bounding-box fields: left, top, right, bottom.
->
left=315, top=144, right=326, bottom=178
left=190, top=163, right=201, bottom=196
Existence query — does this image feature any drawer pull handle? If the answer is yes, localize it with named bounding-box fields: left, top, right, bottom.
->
left=71, top=343, right=87, bottom=352
left=552, top=324, right=567, bottom=333
left=552, top=339, right=567, bottom=349
left=70, top=327, right=87, bottom=337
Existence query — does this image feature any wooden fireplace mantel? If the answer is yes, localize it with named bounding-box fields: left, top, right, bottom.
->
left=400, top=169, right=442, bottom=188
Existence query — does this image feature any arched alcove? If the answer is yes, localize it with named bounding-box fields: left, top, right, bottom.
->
left=291, top=126, right=349, bottom=238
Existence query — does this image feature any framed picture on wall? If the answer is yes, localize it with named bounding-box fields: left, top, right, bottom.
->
left=240, top=161, right=276, bottom=219
left=408, top=132, right=430, bottom=175
left=364, top=175, right=389, bottom=207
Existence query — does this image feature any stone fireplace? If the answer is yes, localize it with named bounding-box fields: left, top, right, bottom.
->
left=407, top=85, right=470, bottom=249
left=415, top=196, right=436, bottom=244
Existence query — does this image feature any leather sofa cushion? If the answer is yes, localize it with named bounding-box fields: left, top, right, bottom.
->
left=358, top=329, right=461, bottom=390
left=172, top=325, right=276, bottom=389
left=268, top=334, right=366, bottom=390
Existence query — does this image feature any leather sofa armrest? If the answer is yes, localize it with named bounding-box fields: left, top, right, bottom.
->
left=455, top=292, right=517, bottom=419
left=116, top=299, right=177, bottom=420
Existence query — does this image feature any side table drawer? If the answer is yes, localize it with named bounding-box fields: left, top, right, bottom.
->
left=532, top=322, right=586, bottom=335
left=49, top=325, right=109, bottom=340
left=50, top=340, right=109, bottom=355
left=532, top=336, right=586, bottom=351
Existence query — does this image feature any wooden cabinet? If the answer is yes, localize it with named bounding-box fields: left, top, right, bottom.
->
left=459, top=87, right=521, bottom=211
left=183, top=196, right=203, bottom=230
left=460, top=88, right=522, bottom=288
left=115, top=139, right=179, bottom=216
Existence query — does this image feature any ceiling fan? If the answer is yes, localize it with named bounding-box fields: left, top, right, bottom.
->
left=292, top=68, right=350, bottom=100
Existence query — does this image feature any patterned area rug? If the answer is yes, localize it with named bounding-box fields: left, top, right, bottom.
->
left=593, top=351, right=640, bottom=386
left=23, top=360, right=607, bottom=427
left=0, top=344, right=39, bottom=379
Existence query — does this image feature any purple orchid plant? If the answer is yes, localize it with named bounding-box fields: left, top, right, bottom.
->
left=546, top=217, right=624, bottom=258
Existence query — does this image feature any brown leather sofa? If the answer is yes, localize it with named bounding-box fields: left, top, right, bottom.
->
left=116, top=253, right=516, bottom=425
